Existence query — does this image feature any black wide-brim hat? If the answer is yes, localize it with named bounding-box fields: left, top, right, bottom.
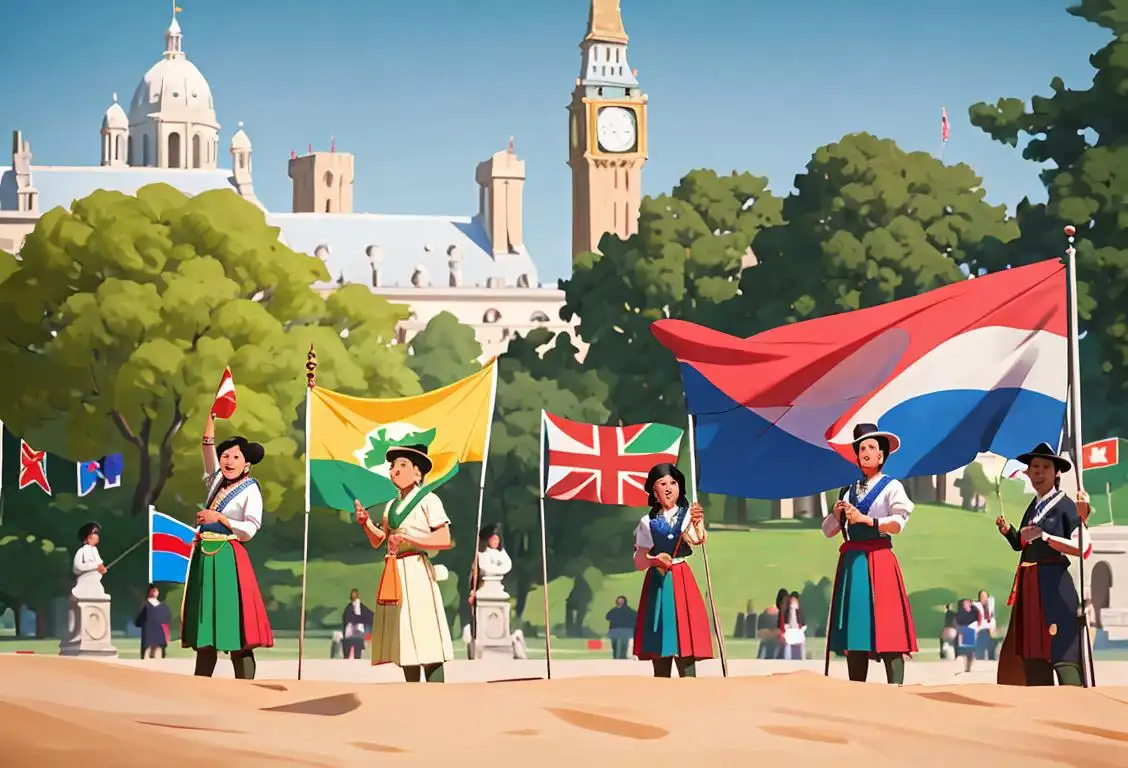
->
left=386, top=444, right=433, bottom=475
left=851, top=423, right=901, bottom=454
left=1017, top=442, right=1072, bottom=473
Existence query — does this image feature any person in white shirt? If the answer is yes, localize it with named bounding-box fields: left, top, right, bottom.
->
left=72, top=522, right=106, bottom=598
left=181, top=412, right=275, bottom=680
left=973, top=590, right=997, bottom=661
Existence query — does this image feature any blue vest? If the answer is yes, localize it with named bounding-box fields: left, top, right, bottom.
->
left=647, top=506, right=693, bottom=558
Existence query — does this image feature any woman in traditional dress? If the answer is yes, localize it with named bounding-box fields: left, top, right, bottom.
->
left=354, top=443, right=454, bottom=683
left=632, top=463, right=714, bottom=677
left=822, top=423, right=918, bottom=685
left=182, top=412, right=274, bottom=679
left=995, top=442, right=1092, bottom=686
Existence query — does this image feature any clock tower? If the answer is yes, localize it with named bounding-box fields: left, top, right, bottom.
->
left=568, top=0, right=648, bottom=261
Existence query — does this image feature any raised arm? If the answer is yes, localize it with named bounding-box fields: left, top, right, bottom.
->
left=201, top=412, right=218, bottom=478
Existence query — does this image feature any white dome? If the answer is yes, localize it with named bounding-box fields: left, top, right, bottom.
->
left=230, top=122, right=251, bottom=150
left=102, top=93, right=127, bottom=130
left=129, top=56, right=216, bottom=123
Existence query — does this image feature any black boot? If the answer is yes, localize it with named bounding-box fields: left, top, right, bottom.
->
left=193, top=648, right=218, bottom=677
left=845, top=651, right=869, bottom=682
left=651, top=658, right=673, bottom=678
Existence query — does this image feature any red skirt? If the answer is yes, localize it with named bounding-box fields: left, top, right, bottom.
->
left=230, top=540, right=274, bottom=650
left=828, top=539, right=918, bottom=655
left=633, top=561, right=714, bottom=661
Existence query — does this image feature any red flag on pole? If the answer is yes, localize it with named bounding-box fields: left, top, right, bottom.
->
left=941, top=106, right=950, bottom=143
left=212, top=368, right=237, bottom=420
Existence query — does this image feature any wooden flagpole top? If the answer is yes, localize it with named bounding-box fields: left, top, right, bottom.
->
left=306, top=344, right=318, bottom=389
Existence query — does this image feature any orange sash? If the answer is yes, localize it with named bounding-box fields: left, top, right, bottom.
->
left=376, top=554, right=402, bottom=606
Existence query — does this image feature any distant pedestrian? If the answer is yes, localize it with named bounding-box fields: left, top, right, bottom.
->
left=780, top=591, right=807, bottom=660
left=606, top=596, right=637, bottom=659
left=341, top=588, right=373, bottom=660
left=134, top=584, right=171, bottom=659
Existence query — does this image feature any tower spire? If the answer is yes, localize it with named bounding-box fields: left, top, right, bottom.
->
left=585, top=0, right=628, bottom=44
left=164, top=4, right=185, bottom=59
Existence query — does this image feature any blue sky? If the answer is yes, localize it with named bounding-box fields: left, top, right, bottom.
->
left=0, top=1, right=1109, bottom=281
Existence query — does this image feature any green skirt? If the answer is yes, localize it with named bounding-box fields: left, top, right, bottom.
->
left=181, top=537, right=274, bottom=652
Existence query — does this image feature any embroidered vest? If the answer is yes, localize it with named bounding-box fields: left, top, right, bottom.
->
left=647, top=506, right=693, bottom=559
left=199, top=477, right=259, bottom=534
left=840, top=475, right=895, bottom=542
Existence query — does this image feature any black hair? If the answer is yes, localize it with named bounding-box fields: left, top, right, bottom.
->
left=852, top=435, right=891, bottom=470
left=147, top=583, right=158, bottom=593
left=77, top=521, right=101, bottom=543
left=386, top=444, right=431, bottom=481
left=216, top=436, right=265, bottom=466
left=644, top=463, right=689, bottom=517
left=478, top=523, right=503, bottom=552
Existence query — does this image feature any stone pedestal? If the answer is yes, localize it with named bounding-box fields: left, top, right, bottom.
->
left=472, top=573, right=517, bottom=660
left=59, top=594, right=118, bottom=657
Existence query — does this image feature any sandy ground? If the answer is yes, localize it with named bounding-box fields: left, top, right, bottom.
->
left=3, top=656, right=1128, bottom=768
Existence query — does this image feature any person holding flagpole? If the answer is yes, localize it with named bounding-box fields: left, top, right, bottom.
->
left=822, top=423, right=918, bottom=685
left=632, top=462, right=714, bottom=678
left=354, top=442, right=455, bottom=683
left=182, top=410, right=274, bottom=679
left=995, top=442, right=1092, bottom=686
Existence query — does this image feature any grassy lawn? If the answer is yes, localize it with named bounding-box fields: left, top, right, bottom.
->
left=525, top=502, right=1019, bottom=639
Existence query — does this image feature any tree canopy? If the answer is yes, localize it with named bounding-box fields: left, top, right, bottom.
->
left=969, top=0, right=1128, bottom=439
left=0, top=184, right=420, bottom=521
left=561, top=170, right=783, bottom=425
left=733, top=132, right=1018, bottom=334
left=407, top=311, right=483, bottom=391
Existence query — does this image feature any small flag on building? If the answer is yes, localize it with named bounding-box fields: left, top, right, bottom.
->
left=542, top=413, right=683, bottom=506
left=1082, top=437, right=1120, bottom=470
left=149, top=508, right=196, bottom=584
left=212, top=367, right=237, bottom=420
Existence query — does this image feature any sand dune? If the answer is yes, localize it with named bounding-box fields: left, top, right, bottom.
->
left=2, top=656, right=1127, bottom=767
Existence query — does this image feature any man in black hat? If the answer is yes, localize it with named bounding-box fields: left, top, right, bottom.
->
left=995, top=442, right=1092, bottom=686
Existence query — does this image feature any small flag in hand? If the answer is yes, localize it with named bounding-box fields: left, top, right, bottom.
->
left=941, top=106, right=950, bottom=144
left=212, top=368, right=237, bottom=419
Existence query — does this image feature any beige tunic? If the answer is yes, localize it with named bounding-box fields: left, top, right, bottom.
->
left=370, top=486, right=455, bottom=667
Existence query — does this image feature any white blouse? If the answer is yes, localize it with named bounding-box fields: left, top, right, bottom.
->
left=203, top=470, right=264, bottom=542
left=381, top=486, right=451, bottom=556
left=821, top=473, right=914, bottom=538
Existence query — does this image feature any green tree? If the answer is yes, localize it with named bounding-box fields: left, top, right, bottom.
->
left=968, top=0, right=1128, bottom=439
left=561, top=169, right=783, bottom=427
left=407, top=311, right=483, bottom=391
left=0, top=184, right=420, bottom=524
left=731, top=132, right=1019, bottom=334
left=479, top=329, right=622, bottom=621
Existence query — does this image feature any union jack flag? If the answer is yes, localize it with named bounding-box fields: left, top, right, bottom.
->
left=542, top=412, right=683, bottom=506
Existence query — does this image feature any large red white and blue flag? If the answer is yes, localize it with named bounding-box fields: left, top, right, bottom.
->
left=149, top=508, right=196, bottom=584
left=652, top=259, right=1068, bottom=499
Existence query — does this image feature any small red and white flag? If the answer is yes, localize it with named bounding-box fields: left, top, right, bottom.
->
left=211, top=368, right=237, bottom=420
left=941, top=106, right=950, bottom=144
left=1081, top=437, right=1119, bottom=470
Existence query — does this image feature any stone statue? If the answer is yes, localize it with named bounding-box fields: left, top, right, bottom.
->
left=60, top=521, right=117, bottom=657
left=470, top=524, right=525, bottom=659
left=71, top=521, right=107, bottom=598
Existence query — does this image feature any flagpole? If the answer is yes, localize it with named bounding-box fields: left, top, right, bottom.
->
left=1107, top=480, right=1115, bottom=525
left=538, top=409, right=553, bottom=679
left=1064, top=225, right=1095, bottom=688
left=148, top=506, right=154, bottom=584
left=297, top=345, right=317, bottom=682
left=820, top=489, right=835, bottom=677
left=686, top=413, right=728, bottom=678
left=469, top=359, right=501, bottom=656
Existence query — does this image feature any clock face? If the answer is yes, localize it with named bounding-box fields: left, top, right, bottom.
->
left=596, top=106, right=637, bottom=153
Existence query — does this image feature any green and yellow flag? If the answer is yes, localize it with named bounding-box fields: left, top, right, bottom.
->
left=308, top=359, right=497, bottom=510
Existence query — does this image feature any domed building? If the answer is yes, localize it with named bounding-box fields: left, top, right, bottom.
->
left=0, top=6, right=658, bottom=360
